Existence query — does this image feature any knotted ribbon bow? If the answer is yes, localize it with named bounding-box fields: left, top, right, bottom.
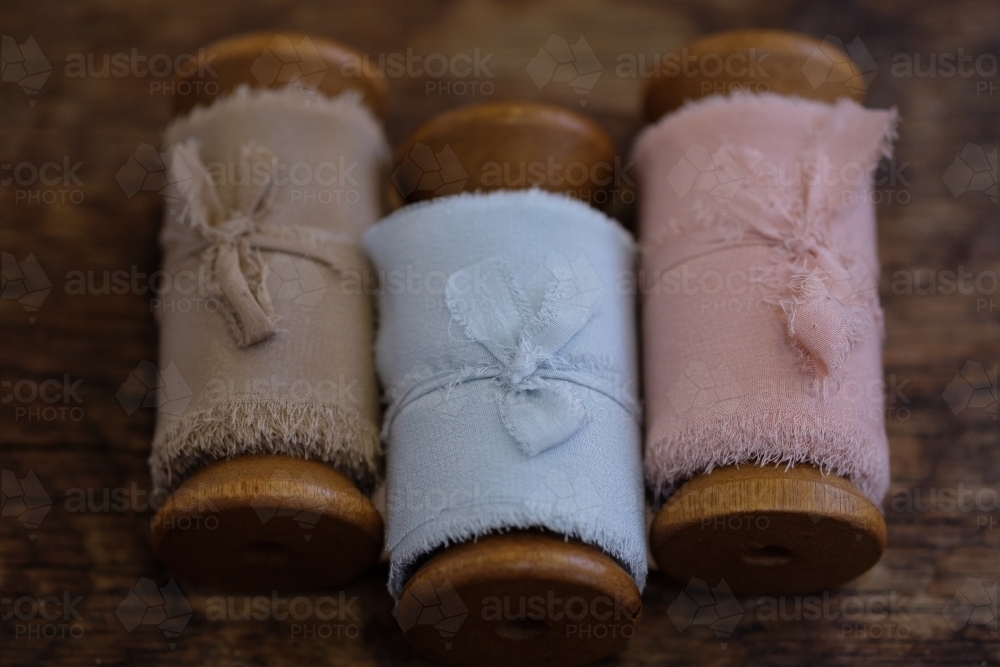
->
left=166, top=138, right=368, bottom=347
left=385, top=254, right=632, bottom=457
left=654, top=130, right=885, bottom=380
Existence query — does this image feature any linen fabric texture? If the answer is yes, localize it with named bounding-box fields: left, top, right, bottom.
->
left=149, top=85, right=388, bottom=492
left=364, top=190, right=647, bottom=597
left=633, top=93, right=896, bottom=505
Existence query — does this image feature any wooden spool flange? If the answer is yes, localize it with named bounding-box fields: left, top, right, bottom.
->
left=149, top=33, right=385, bottom=592
left=645, top=30, right=886, bottom=595
left=391, top=102, right=641, bottom=667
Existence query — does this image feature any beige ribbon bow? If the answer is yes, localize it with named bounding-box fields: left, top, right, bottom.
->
left=166, top=138, right=367, bottom=347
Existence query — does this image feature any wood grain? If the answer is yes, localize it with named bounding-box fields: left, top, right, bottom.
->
left=1, top=0, right=998, bottom=666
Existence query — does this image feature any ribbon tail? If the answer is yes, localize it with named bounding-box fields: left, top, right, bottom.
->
left=526, top=253, right=604, bottom=354
left=445, top=258, right=528, bottom=359
left=784, top=271, right=867, bottom=380
left=214, top=243, right=278, bottom=347
left=499, top=382, right=588, bottom=457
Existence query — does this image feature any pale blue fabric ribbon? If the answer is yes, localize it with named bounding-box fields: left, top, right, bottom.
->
left=364, top=189, right=647, bottom=597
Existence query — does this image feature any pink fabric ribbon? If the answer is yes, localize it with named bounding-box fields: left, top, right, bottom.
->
left=634, top=93, right=897, bottom=504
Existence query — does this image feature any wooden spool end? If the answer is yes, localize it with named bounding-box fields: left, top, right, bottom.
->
left=646, top=29, right=886, bottom=595
left=393, top=102, right=640, bottom=667
left=644, top=29, right=866, bottom=122
left=393, top=101, right=616, bottom=205
left=172, top=31, right=389, bottom=118
left=151, top=33, right=386, bottom=592
left=150, top=455, right=383, bottom=591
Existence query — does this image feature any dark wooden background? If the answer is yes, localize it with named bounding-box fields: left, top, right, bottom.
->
left=2, top=0, right=998, bottom=665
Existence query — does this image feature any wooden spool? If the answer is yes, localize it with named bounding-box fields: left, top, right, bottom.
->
left=391, top=102, right=641, bottom=667
left=644, top=30, right=886, bottom=595
left=149, top=33, right=386, bottom=592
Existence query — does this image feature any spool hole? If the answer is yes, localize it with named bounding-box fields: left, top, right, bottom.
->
left=740, top=544, right=793, bottom=567
left=493, top=618, right=549, bottom=641
left=241, top=540, right=292, bottom=567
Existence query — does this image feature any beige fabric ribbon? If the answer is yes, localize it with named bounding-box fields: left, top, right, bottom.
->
left=166, top=138, right=368, bottom=347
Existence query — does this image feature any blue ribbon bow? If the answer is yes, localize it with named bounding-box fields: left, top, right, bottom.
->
left=384, top=253, right=630, bottom=457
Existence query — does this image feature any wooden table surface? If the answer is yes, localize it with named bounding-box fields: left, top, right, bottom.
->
left=2, top=0, right=998, bottom=665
